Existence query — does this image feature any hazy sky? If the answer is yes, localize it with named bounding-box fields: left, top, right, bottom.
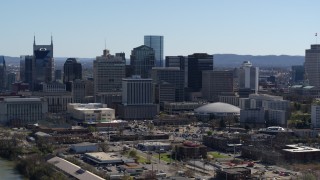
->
left=0, top=0, right=319, bottom=57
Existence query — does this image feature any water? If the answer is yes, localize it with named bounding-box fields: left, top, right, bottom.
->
left=0, top=158, right=24, bottom=180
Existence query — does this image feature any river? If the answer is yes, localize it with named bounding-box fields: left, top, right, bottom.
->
left=0, top=157, right=24, bottom=180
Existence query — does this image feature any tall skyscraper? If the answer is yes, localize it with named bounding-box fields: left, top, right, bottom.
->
left=305, top=45, right=320, bottom=87
left=63, top=58, right=82, bottom=82
left=122, top=76, right=153, bottom=105
left=22, top=55, right=34, bottom=89
left=7, top=72, right=16, bottom=91
left=130, top=45, right=155, bottom=78
left=144, top=35, right=163, bottom=67
left=238, top=61, right=259, bottom=94
left=202, top=70, right=234, bottom=102
left=165, top=56, right=188, bottom=87
left=72, top=79, right=86, bottom=103
left=291, top=65, right=304, bottom=85
left=187, top=53, right=214, bottom=92
left=0, top=56, right=6, bottom=91
left=151, top=67, right=185, bottom=102
left=93, top=49, right=126, bottom=98
left=119, top=75, right=158, bottom=120
left=33, top=36, right=54, bottom=90
left=19, top=56, right=26, bottom=82
left=63, top=58, right=82, bottom=91
left=55, top=69, right=62, bottom=82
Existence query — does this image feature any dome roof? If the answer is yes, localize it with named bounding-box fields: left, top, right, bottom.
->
left=194, top=102, right=240, bottom=115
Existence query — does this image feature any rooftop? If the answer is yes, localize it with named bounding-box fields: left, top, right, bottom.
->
left=47, top=156, right=104, bottom=180
left=4, top=97, right=42, bottom=102
left=85, top=152, right=121, bottom=161
left=283, top=144, right=320, bottom=153
left=71, top=142, right=97, bottom=147
left=138, top=142, right=171, bottom=146
left=194, top=102, right=240, bottom=115
left=221, top=167, right=250, bottom=174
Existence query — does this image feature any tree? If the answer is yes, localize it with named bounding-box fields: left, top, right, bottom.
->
left=219, top=119, right=226, bottom=129
left=87, top=126, right=96, bottom=133
left=147, top=123, right=155, bottom=134
left=206, top=131, right=213, bottom=136
left=99, top=142, right=109, bottom=152
left=129, top=150, right=138, bottom=158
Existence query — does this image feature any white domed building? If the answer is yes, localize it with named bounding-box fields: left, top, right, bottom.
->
left=194, top=102, right=240, bottom=121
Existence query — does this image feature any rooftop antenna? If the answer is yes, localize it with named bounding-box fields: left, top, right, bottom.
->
left=104, top=38, right=106, bottom=49
left=51, top=32, right=53, bottom=45
left=33, top=33, right=36, bottom=45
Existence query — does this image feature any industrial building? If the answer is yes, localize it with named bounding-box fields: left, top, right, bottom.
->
left=70, top=142, right=98, bottom=153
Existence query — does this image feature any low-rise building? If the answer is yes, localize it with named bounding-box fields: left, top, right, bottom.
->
left=282, top=144, right=320, bottom=162
left=216, top=167, right=251, bottom=180
left=163, top=101, right=206, bottom=114
left=118, top=163, right=143, bottom=176
left=84, top=152, right=124, bottom=165
left=240, top=108, right=265, bottom=128
left=0, top=97, right=48, bottom=126
left=174, top=141, right=207, bottom=160
left=70, top=142, right=99, bottom=153
left=67, top=103, right=115, bottom=123
left=203, top=135, right=241, bottom=152
left=47, top=156, right=104, bottom=180
left=118, top=104, right=158, bottom=120
left=137, top=142, right=171, bottom=151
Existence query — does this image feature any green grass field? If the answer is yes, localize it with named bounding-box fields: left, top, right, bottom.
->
left=208, top=151, right=228, bottom=158
left=153, top=153, right=172, bottom=163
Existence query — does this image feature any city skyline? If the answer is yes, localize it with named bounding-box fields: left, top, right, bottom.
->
left=0, top=1, right=320, bottom=57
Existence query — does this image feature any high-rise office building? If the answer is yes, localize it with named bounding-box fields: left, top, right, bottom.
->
left=19, top=56, right=26, bottom=82
left=0, top=56, right=6, bottom=91
left=33, top=36, right=54, bottom=90
left=151, top=67, right=185, bottom=102
left=63, top=58, right=82, bottom=82
left=165, top=56, right=188, bottom=87
left=238, top=61, right=259, bottom=94
left=63, top=58, right=82, bottom=91
left=291, top=65, right=304, bottom=84
left=115, top=52, right=126, bottom=61
left=202, top=70, right=234, bottom=102
left=144, top=35, right=163, bottom=67
left=130, top=45, right=155, bottom=78
left=7, top=72, right=16, bottom=91
left=72, top=79, right=86, bottom=103
left=122, top=76, right=153, bottom=105
left=305, top=45, right=320, bottom=87
left=93, top=49, right=126, bottom=100
left=119, top=75, right=158, bottom=120
left=55, top=69, right=62, bottom=82
left=20, top=55, right=34, bottom=87
left=187, top=53, right=214, bottom=92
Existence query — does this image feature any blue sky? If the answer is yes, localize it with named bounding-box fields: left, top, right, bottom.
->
left=0, top=0, right=319, bottom=57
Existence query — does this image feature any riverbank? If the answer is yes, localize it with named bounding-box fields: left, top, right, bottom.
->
left=0, top=157, right=24, bottom=180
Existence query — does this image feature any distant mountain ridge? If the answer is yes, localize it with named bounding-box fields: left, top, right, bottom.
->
left=213, top=54, right=304, bottom=67
left=2, top=54, right=304, bottom=68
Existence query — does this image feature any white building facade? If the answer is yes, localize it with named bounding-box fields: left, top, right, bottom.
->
left=0, top=97, right=48, bottom=126
left=312, top=104, right=320, bottom=128
left=238, top=61, right=259, bottom=93
left=67, top=103, right=115, bottom=123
